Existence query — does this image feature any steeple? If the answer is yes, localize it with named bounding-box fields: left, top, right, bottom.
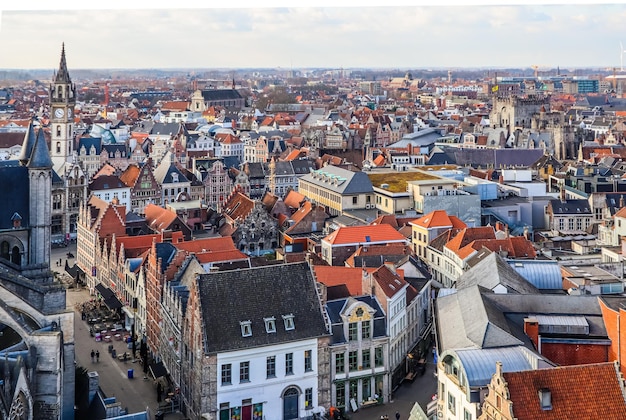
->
left=18, top=121, right=37, bottom=166
left=55, top=42, right=71, bottom=84
left=28, top=128, right=53, bottom=169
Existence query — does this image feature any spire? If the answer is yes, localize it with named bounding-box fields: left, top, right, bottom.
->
left=27, top=128, right=53, bottom=169
left=55, top=42, right=71, bottom=84
left=18, top=120, right=37, bottom=166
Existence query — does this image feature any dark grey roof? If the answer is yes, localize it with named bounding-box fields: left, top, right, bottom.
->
left=200, top=89, right=242, bottom=101
left=0, top=162, right=29, bottom=230
left=549, top=199, right=592, bottom=215
left=290, top=158, right=316, bottom=175
left=196, top=262, right=329, bottom=353
left=155, top=242, right=177, bottom=274
left=88, top=174, right=126, bottom=191
left=77, top=137, right=102, bottom=155
left=245, top=162, right=266, bottom=179
left=27, top=128, right=53, bottom=169
left=18, top=123, right=36, bottom=165
left=101, top=143, right=127, bottom=158
left=149, top=122, right=180, bottom=136
left=443, top=147, right=545, bottom=168
left=457, top=252, right=540, bottom=294
left=222, top=156, right=240, bottom=169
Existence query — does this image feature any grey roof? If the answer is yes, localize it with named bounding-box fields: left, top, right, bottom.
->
left=17, top=123, right=36, bottom=165
left=88, top=174, right=126, bottom=191
left=245, top=162, right=266, bottom=179
left=392, top=128, right=443, bottom=148
left=507, top=259, right=562, bottom=290
left=450, top=346, right=546, bottom=388
left=153, top=152, right=190, bottom=184
left=155, top=242, right=177, bottom=274
left=290, top=158, right=316, bottom=175
left=200, top=89, right=242, bottom=101
left=325, top=295, right=386, bottom=345
left=77, top=137, right=102, bottom=155
left=300, top=165, right=373, bottom=194
left=436, top=286, right=524, bottom=353
left=548, top=199, right=592, bottom=215
left=149, top=122, right=180, bottom=136
left=457, top=252, right=540, bottom=294
left=196, top=262, right=330, bottom=354
left=443, top=147, right=545, bottom=168
left=0, top=162, right=29, bottom=230
left=27, top=128, right=53, bottom=169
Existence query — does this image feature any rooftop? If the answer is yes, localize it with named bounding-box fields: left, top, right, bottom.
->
left=367, top=171, right=439, bottom=193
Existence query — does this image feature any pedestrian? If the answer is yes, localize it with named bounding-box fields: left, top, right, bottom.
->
left=156, top=382, right=163, bottom=403
left=396, top=412, right=400, bottom=420
left=96, top=350, right=100, bottom=363
left=90, top=349, right=95, bottom=363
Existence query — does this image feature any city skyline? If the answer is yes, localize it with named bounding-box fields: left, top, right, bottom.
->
left=0, top=2, right=624, bottom=71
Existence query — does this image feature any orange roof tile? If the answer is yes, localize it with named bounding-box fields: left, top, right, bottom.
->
left=372, top=265, right=407, bottom=298
left=284, top=190, right=306, bottom=209
left=445, top=226, right=495, bottom=252
left=222, top=192, right=254, bottom=221
left=120, top=164, right=141, bottom=188
left=504, top=362, right=626, bottom=419
left=324, top=224, right=408, bottom=246
left=411, top=210, right=467, bottom=229
left=195, top=249, right=249, bottom=264
left=144, top=204, right=178, bottom=231
left=313, top=266, right=375, bottom=296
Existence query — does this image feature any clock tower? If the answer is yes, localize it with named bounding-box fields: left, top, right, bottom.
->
left=49, top=43, right=76, bottom=173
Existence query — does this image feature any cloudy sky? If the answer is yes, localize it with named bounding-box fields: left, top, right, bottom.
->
left=0, top=1, right=622, bottom=70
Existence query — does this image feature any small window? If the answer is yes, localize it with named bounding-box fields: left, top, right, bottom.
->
left=240, top=320, right=252, bottom=337
left=264, top=317, right=276, bottom=333
left=283, top=314, right=295, bottom=331
left=240, top=361, right=250, bottom=383
left=286, top=352, right=294, bottom=375
left=305, top=388, right=313, bottom=409
left=304, top=350, right=313, bottom=372
left=221, top=363, right=232, bottom=385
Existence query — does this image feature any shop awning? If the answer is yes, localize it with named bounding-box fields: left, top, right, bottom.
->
left=149, top=361, right=167, bottom=379
left=95, top=283, right=123, bottom=310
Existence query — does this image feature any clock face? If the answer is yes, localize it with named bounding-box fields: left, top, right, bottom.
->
left=54, top=108, right=64, bottom=119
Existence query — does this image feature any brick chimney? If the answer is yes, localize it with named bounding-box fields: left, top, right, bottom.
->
left=524, top=317, right=540, bottom=350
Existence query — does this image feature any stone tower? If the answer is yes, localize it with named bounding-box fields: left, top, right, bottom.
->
left=49, top=43, right=76, bottom=174
left=28, top=128, right=52, bottom=276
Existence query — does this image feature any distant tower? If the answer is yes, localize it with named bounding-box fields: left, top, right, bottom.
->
left=448, top=70, right=452, bottom=84
left=27, top=127, right=53, bottom=279
left=49, top=43, right=76, bottom=174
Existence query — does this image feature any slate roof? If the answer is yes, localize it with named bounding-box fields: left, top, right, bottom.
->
left=153, top=152, right=190, bottom=184
left=102, top=143, right=128, bottom=158
left=77, top=136, right=102, bottom=155
left=441, top=147, right=545, bottom=168
left=548, top=199, right=592, bottom=215
left=196, top=262, right=330, bottom=353
left=88, top=174, right=127, bottom=191
left=504, top=362, right=626, bottom=419
left=300, top=165, right=373, bottom=195
left=456, top=252, right=540, bottom=294
left=200, top=89, right=242, bottom=102
left=27, top=128, right=53, bottom=169
left=325, top=295, right=387, bottom=344
left=0, top=162, right=29, bottom=230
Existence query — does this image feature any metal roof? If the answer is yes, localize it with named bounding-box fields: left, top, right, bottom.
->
left=507, top=259, right=563, bottom=290
left=532, top=314, right=588, bottom=327
left=452, top=346, right=544, bottom=387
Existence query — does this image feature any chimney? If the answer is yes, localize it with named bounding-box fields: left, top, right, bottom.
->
left=559, top=187, right=566, bottom=202
left=524, top=317, right=540, bottom=350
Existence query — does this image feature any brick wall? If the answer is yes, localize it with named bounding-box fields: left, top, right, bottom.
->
left=540, top=341, right=608, bottom=366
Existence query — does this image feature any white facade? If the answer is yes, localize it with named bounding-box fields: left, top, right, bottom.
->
left=216, top=338, right=323, bottom=419
left=92, top=186, right=132, bottom=213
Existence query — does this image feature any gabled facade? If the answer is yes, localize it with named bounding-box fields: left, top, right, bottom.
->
left=120, top=159, right=162, bottom=215
left=182, top=262, right=331, bottom=419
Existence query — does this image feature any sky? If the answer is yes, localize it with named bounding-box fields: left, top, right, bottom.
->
left=0, top=1, right=623, bottom=71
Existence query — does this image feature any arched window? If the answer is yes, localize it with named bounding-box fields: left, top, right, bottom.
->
left=57, top=85, right=63, bottom=99
left=11, top=246, right=20, bottom=266
left=56, top=125, right=61, bottom=137
left=56, top=142, right=61, bottom=154
left=0, top=241, right=9, bottom=261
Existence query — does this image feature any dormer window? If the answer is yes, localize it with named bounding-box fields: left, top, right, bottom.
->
left=539, top=388, right=552, bottom=410
left=282, top=314, right=295, bottom=331
left=240, top=320, right=252, bottom=337
left=264, top=317, right=276, bottom=333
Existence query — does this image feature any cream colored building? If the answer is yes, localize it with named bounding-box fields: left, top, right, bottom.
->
left=367, top=171, right=441, bottom=215
left=298, top=165, right=374, bottom=216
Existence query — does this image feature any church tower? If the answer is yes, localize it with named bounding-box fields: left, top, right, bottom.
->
left=49, top=43, right=76, bottom=174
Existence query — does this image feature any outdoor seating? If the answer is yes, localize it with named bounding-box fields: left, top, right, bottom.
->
left=115, top=334, right=122, bottom=341
left=104, top=335, right=112, bottom=342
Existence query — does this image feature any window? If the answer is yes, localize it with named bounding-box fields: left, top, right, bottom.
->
left=221, top=364, right=232, bottom=385
left=348, top=322, right=358, bottom=341
left=352, top=196, right=357, bottom=205
left=266, top=356, right=276, bottom=378
left=362, top=349, right=371, bottom=369
left=375, top=347, right=383, bottom=367
left=335, top=353, right=345, bottom=373
left=56, top=142, right=61, bottom=153
left=336, top=382, right=346, bottom=407
left=448, top=392, right=456, bottom=415
left=362, top=320, right=371, bottom=339
left=264, top=317, right=276, bottom=333
left=348, top=351, right=358, bottom=371
left=283, top=314, right=295, bottom=330
left=240, top=361, right=250, bottom=382
left=240, top=320, right=252, bottom=337
left=305, top=388, right=313, bottom=409
left=464, top=408, right=472, bottom=420
left=286, top=353, right=293, bottom=375
left=304, top=350, right=313, bottom=372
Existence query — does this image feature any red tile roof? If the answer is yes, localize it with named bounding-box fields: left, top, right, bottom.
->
left=144, top=204, right=178, bottom=231
left=411, top=210, right=467, bottom=230
left=324, top=224, right=407, bottom=246
left=284, top=190, right=306, bottom=209
left=222, top=191, right=255, bottom=221
left=195, top=249, right=249, bottom=264
left=504, top=362, right=626, bottom=419
left=174, top=236, right=237, bottom=254
left=372, top=265, right=407, bottom=298
left=313, top=266, right=375, bottom=296
left=120, top=164, right=141, bottom=188
left=445, top=226, right=496, bottom=253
